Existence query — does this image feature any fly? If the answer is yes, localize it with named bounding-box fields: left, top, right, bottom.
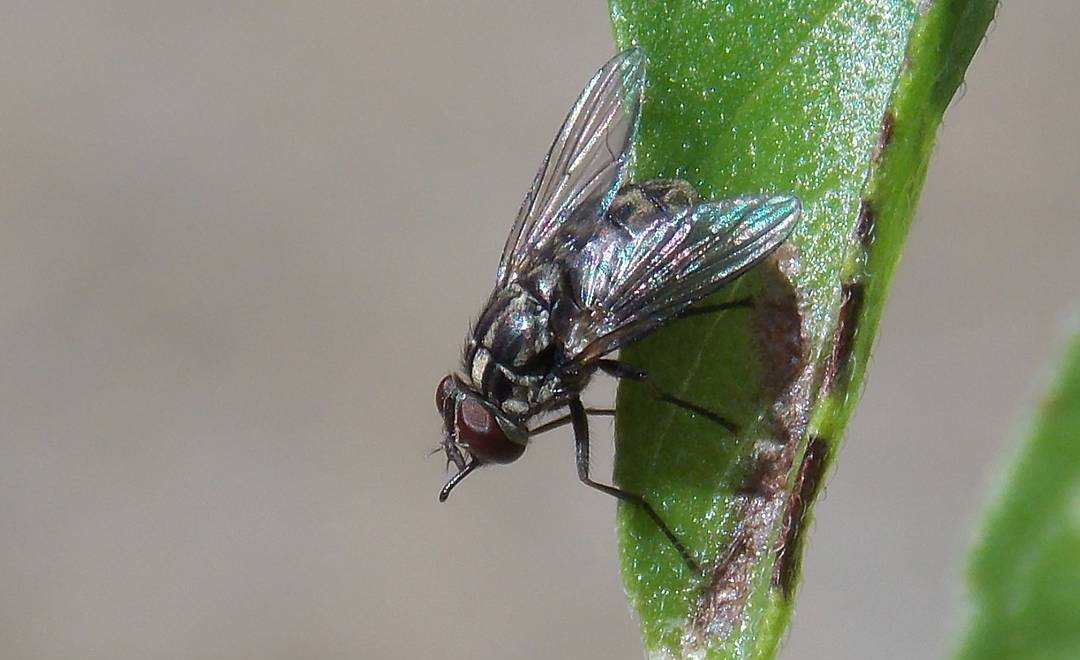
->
left=435, top=48, right=801, bottom=572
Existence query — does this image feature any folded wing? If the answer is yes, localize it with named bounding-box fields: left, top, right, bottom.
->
left=561, top=193, right=801, bottom=362
left=497, top=49, right=647, bottom=286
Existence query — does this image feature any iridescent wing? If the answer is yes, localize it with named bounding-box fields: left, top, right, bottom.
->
left=496, top=48, right=647, bottom=286
left=559, top=193, right=801, bottom=363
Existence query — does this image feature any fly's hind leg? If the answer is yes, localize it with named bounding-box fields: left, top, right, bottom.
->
left=676, top=297, right=753, bottom=321
left=567, top=397, right=701, bottom=574
left=596, top=358, right=738, bottom=433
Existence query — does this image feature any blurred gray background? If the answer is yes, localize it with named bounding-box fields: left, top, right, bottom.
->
left=2, top=3, right=1077, bottom=659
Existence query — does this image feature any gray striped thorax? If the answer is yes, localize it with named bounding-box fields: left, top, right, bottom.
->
left=464, top=280, right=566, bottom=421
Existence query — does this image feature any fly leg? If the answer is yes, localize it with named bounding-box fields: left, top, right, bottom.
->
left=528, top=408, right=614, bottom=435
left=568, top=397, right=701, bottom=574
left=676, top=297, right=752, bottom=321
left=597, top=358, right=738, bottom=432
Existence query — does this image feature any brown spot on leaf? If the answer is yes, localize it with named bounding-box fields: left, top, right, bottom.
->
left=872, top=110, right=895, bottom=163
left=856, top=198, right=876, bottom=246
left=735, top=440, right=785, bottom=499
left=690, top=526, right=753, bottom=641
left=773, top=436, right=830, bottom=596
left=751, top=246, right=804, bottom=395
left=821, top=282, right=865, bottom=394
left=687, top=248, right=816, bottom=650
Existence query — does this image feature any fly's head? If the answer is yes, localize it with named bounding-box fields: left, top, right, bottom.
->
left=435, top=374, right=528, bottom=501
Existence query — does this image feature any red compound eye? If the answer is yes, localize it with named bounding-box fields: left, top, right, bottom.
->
left=456, top=397, right=525, bottom=464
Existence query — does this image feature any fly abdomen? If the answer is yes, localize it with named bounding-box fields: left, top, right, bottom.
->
left=606, top=179, right=699, bottom=231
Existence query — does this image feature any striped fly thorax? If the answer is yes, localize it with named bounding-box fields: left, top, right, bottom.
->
left=465, top=281, right=565, bottom=419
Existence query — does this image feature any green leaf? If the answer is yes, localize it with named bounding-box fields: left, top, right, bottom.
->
left=955, top=330, right=1080, bottom=660
left=608, top=1, right=995, bottom=657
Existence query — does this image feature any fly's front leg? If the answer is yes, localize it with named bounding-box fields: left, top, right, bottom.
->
left=597, top=358, right=738, bottom=432
left=568, top=397, right=701, bottom=574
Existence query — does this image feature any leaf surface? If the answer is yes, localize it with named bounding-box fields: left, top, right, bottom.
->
left=608, top=1, right=996, bottom=657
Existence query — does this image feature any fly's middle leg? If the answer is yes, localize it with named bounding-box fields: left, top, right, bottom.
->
left=567, top=397, right=701, bottom=574
left=596, top=358, right=738, bottom=432
left=528, top=408, right=614, bottom=435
